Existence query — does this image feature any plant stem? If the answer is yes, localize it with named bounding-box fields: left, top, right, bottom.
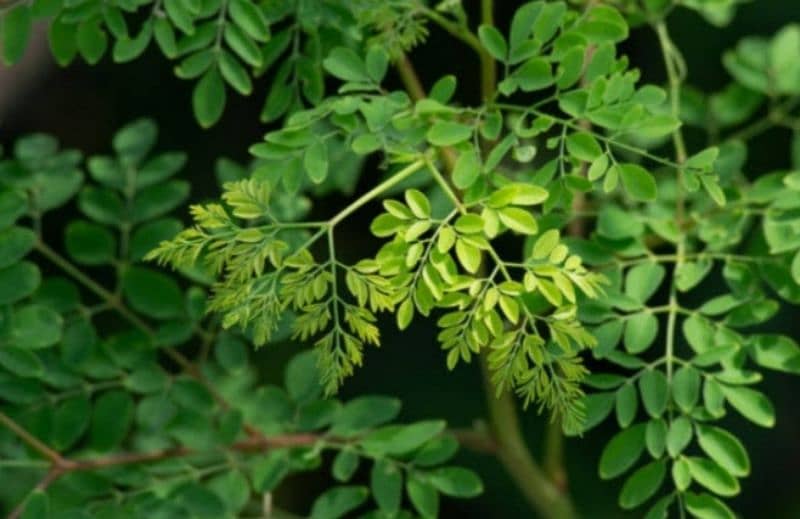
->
left=655, top=21, right=687, bottom=169
left=479, top=359, right=577, bottom=519
left=7, top=467, right=65, bottom=519
left=726, top=97, right=800, bottom=142
left=655, top=19, right=688, bottom=384
left=426, top=157, right=576, bottom=518
left=395, top=53, right=427, bottom=102
left=34, top=241, right=153, bottom=334
left=395, top=14, right=575, bottom=514
left=474, top=3, right=572, bottom=515
left=419, top=6, right=483, bottom=55
left=479, top=0, right=497, bottom=102
left=656, top=18, right=689, bottom=516
left=492, top=103, right=685, bottom=170
left=0, top=411, right=66, bottom=466
left=328, top=160, right=425, bottom=227
left=394, top=56, right=457, bottom=170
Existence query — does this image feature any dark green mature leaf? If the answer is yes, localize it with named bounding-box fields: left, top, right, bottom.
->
left=229, top=0, right=269, bottom=42
left=193, top=68, right=227, bottom=128
left=625, top=313, right=658, bottom=353
left=615, top=383, right=638, bottom=427
left=176, top=483, right=227, bottom=519
left=122, top=266, right=184, bottom=319
left=619, top=460, right=665, bottom=510
left=0, top=189, right=27, bottom=229
left=361, top=420, right=446, bottom=456
left=429, top=467, right=483, bottom=498
left=329, top=396, right=401, bottom=436
left=253, top=451, right=290, bottom=492
left=19, top=491, right=48, bottom=519
left=673, top=366, right=701, bottom=412
left=11, top=304, right=62, bottom=349
left=599, top=424, right=646, bottom=479
left=323, top=47, right=369, bottom=83
left=90, top=390, right=134, bottom=451
left=515, top=58, right=553, bottom=91
left=413, top=435, right=460, bottom=467
left=304, top=140, right=329, bottom=184
left=129, top=219, right=183, bottom=261
left=78, top=187, right=124, bottom=225
left=407, top=474, right=439, bottom=518
left=371, top=459, right=403, bottom=512
left=0, top=226, right=35, bottom=268
left=566, top=132, right=603, bottom=162
left=285, top=349, right=323, bottom=404
left=639, top=370, right=669, bottom=418
left=0, top=346, right=42, bottom=377
left=53, top=396, right=91, bottom=450
left=333, top=450, right=360, bottom=482
left=65, top=221, right=116, bottom=265
left=749, top=334, right=800, bottom=374
left=310, top=486, right=369, bottom=519
left=77, top=20, right=108, bottom=65
left=132, top=180, right=190, bottom=222
left=2, top=4, right=32, bottom=65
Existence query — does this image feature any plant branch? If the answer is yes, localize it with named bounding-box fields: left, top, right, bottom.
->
left=7, top=466, right=65, bottom=519
left=479, top=0, right=496, bottom=102
left=395, top=53, right=427, bottom=102
left=425, top=157, right=577, bottom=519
left=31, top=240, right=258, bottom=435
left=726, top=97, right=800, bottom=142
left=479, top=359, right=577, bottom=519
left=418, top=5, right=483, bottom=56
left=0, top=411, right=67, bottom=466
left=655, top=18, right=688, bottom=384
left=491, top=103, right=686, bottom=170
left=656, top=18, right=689, bottom=514
left=394, top=55, right=457, bottom=171
left=328, top=159, right=426, bottom=227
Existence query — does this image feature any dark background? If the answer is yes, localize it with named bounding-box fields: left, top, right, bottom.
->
left=3, top=1, right=800, bottom=517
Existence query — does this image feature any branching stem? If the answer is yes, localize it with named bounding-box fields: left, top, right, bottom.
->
left=328, top=160, right=426, bottom=227
left=425, top=157, right=576, bottom=519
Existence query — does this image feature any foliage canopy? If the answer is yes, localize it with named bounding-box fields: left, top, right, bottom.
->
left=2, top=0, right=800, bottom=518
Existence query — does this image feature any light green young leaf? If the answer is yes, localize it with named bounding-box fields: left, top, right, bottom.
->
left=619, top=164, right=657, bottom=201
left=696, top=425, right=750, bottom=478
left=686, top=457, right=740, bottom=497
left=323, top=47, right=369, bottom=83
left=684, top=492, right=736, bottom=519
left=426, top=121, right=473, bottom=147
left=478, top=25, right=507, bottom=62
left=719, top=385, right=775, bottom=427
